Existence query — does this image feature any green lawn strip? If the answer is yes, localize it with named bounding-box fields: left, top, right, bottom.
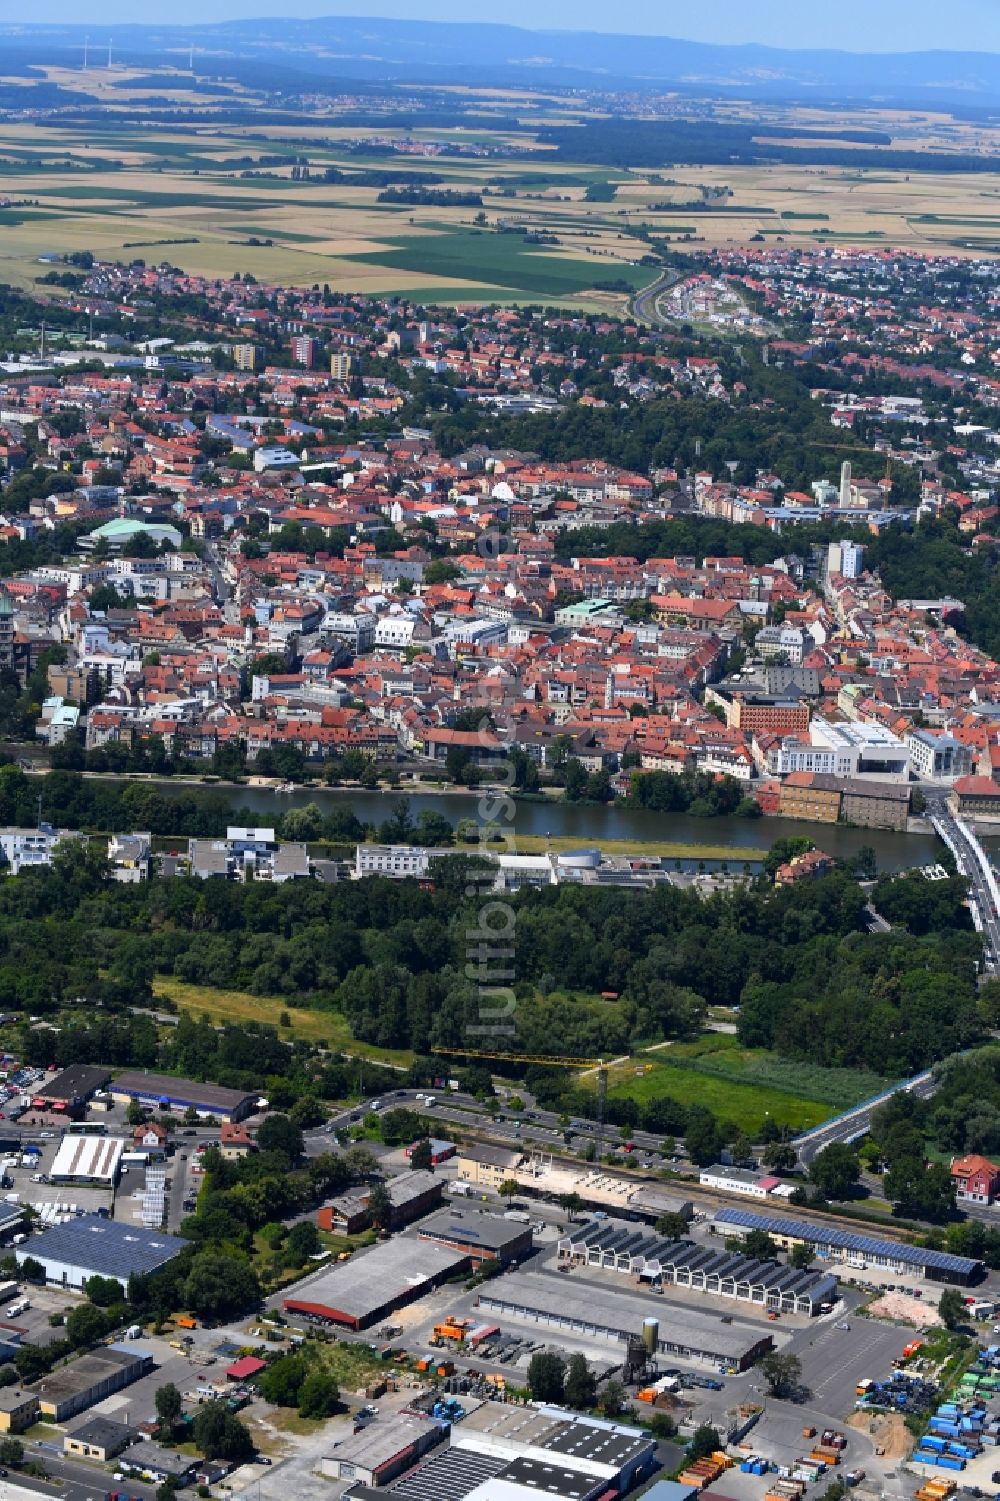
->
left=603, top=1061, right=830, bottom=1134
left=651, top=1035, right=892, bottom=1108
left=152, top=975, right=415, bottom=1067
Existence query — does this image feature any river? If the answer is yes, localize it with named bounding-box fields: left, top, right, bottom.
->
left=125, top=779, right=940, bottom=872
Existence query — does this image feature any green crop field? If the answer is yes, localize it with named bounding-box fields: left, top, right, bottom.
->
left=348, top=229, right=652, bottom=297
left=602, top=1033, right=891, bottom=1135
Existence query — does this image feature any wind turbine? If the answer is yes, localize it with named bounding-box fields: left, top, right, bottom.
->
left=82, top=35, right=89, bottom=69
left=107, top=37, right=112, bottom=70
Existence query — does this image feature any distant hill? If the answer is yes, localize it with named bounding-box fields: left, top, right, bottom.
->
left=2, top=16, right=1000, bottom=107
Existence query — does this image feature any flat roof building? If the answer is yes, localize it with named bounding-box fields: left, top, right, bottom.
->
left=19, top=1215, right=183, bottom=1291
left=63, top=1415, right=135, bottom=1462
left=50, top=1135, right=125, bottom=1185
left=33, top=1345, right=153, bottom=1421
left=33, top=1066, right=111, bottom=1113
left=110, top=1071, right=257, bottom=1123
left=714, top=1208, right=983, bottom=1285
left=389, top=1404, right=657, bottom=1501
left=476, top=1270, right=774, bottom=1371
left=282, top=1238, right=467, bottom=1330
left=322, top=1415, right=445, bottom=1486
left=417, top=1209, right=532, bottom=1267
left=0, top=1389, right=38, bottom=1434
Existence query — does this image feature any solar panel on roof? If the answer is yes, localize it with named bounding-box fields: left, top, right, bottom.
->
left=714, top=1208, right=980, bottom=1274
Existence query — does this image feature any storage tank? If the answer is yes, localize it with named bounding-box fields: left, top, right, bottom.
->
left=642, top=1318, right=659, bottom=1356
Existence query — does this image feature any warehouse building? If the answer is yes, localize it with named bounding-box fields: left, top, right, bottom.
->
left=63, top=1415, right=135, bottom=1462
left=627, top=1186, right=695, bottom=1224
left=559, top=1219, right=837, bottom=1316
left=110, top=1071, right=257, bottom=1123
left=417, top=1209, right=532, bottom=1267
left=33, top=1345, right=153, bottom=1421
left=323, top=1415, right=446, bottom=1486
left=476, top=1271, right=774, bottom=1371
left=32, top=1066, right=111, bottom=1117
left=714, top=1209, right=983, bottom=1285
left=18, top=1215, right=183, bottom=1291
left=349, top=1403, right=658, bottom=1501
left=49, top=1135, right=125, bottom=1186
left=283, top=1239, right=468, bottom=1330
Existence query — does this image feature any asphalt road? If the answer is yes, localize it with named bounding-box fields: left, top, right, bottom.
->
left=20, top=1442, right=160, bottom=1501
left=928, top=796, right=1000, bottom=968
left=631, top=269, right=683, bottom=327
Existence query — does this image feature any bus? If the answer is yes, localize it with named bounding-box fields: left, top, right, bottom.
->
left=66, top=1122, right=106, bottom=1136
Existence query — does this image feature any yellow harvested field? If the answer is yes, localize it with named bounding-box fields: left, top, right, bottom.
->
left=2, top=86, right=1000, bottom=303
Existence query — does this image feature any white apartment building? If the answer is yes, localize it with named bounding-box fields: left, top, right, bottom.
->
left=355, top=844, right=432, bottom=879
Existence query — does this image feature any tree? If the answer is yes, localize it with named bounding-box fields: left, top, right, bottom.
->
left=741, top=1229, right=778, bottom=1261
left=655, top=1212, right=690, bottom=1240
left=155, top=1382, right=183, bottom=1438
left=379, top=1109, right=424, bottom=1147
left=598, top=1378, right=627, bottom=1417
left=192, top=1403, right=255, bottom=1463
left=285, top=1221, right=321, bottom=1264
left=66, top=1302, right=108, bottom=1349
left=939, top=1287, right=966, bottom=1330
left=497, top=1179, right=520, bottom=1201
left=527, top=1351, right=565, bottom=1403
left=683, top=1108, right=724, bottom=1166
left=18, top=1257, right=42, bottom=1283
left=559, top=1192, right=584, bottom=1220
left=0, top=1438, right=23, bottom=1467
left=564, top=1352, right=596, bottom=1410
left=407, top=1139, right=434, bottom=1172
left=649, top=1412, right=676, bottom=1440
left=183, top=1250, right=260, bottom=1322
left=298, top=1370, right=340, bottom=1419
left=788, top=1242, right=813, bottom=1270
left=367, top=1181, right=393, bottom=1231
left=809, top=1143, right=860, bottom=1201
left=259, top=1354, right=308, bottom=1407
left=256, top=1114, right=304, bottom=1161
left=762, top=1141, right=797, bottom=1173
left=689, top=1425, right=721, bottom=1461
left=758, top=1351, right=802, bottom=1398
left=83, top=1274, right=123, bottom=1307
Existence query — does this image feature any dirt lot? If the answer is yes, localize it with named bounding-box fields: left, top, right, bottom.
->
left=866, top=1290, right=939, bottom=1326
left=848, top=1408, right=913, bottom=1461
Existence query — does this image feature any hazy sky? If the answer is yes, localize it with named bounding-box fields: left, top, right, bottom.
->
left=11, top=0, right=1000, bottom=51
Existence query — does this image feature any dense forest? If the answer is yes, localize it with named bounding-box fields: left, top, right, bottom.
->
left=0, top=839, right=981, bottom=1084
left=538, top=120, right=1000, bottom=174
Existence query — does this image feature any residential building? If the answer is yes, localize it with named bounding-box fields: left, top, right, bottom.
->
left=951, top=1154, right=1000, bottom=1206
left=456, top=1144, right=520, bottom=1189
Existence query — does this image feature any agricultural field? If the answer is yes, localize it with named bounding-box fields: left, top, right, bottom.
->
left=2, top=69, right=1000, bottom=304
left=602, top=1033, right=893, bottom=1135
left=152, top=976, right=415, bottom=1068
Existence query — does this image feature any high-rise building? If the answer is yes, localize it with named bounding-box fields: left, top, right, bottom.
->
left=233, top=343, right=260, bottom=372
left=839, top=459, right=852, bottom=508
left=291, top=335, right=318, bottom=369
left=0, top=588, right=14, bottom=674
left=329, top=352, right=353, bottom=380
left=840, top=540, right=865, bottom=579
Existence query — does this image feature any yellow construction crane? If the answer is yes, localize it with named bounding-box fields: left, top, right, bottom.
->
left=431, top=1047, right=603, bottom=1068
left=431, top=1046, right=610, bottom=1162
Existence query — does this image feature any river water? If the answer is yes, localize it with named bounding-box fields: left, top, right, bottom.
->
left=137, top=780, right=940, bottom=872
